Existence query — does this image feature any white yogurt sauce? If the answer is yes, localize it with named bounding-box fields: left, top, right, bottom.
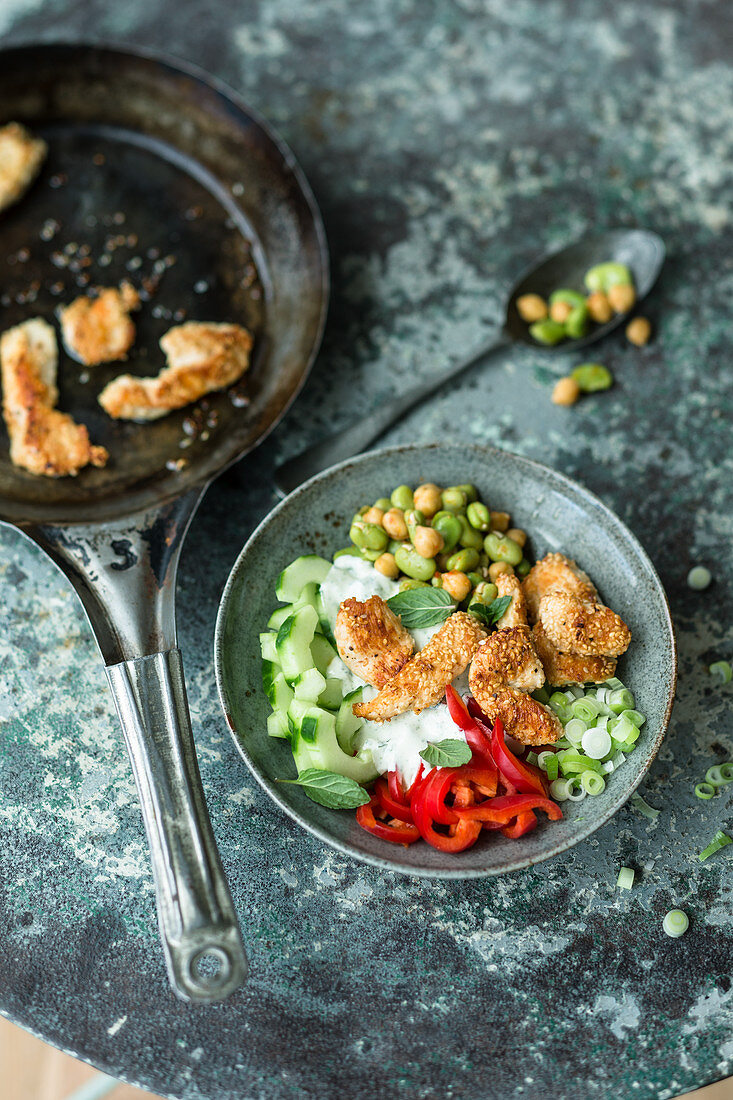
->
left=320, top=556, right=467, bottom=786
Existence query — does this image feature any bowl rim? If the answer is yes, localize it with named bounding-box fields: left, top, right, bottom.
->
left=214, top=441, right=677, bottom=878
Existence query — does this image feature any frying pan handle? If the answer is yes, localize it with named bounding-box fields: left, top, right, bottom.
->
left=106, top=648, right=248, bottom=1003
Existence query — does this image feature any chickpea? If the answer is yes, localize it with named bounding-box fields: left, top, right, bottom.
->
left=383, top=508, right=408, bottom=540
left=607, top=283, right=636, bottom=313
left=586, top=292, right=612, bottom=324
left=552, top=377, right=580, bottom=406
left=374, top=552, right=399, bottom=578
left=506, top=527, right=527, bottom=548
left=516, top=293, right=548, bottom=323
left=413, top=525, right=444, bottom=559
left=626, top=316, right=652, bottom=347
left=549, top=299, right=572, bottom=324
left=441, top=571, right=472, bottom=601
left=489, top=511, right=510, bottom=532
left=489, top=561, right=514, bottom=582
left=413, top=483, right=442, bottom=518
left=362, top=506, right=385, bottom=525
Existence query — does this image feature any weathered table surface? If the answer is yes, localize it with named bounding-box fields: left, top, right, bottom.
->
left=2, top=2, right=732, bottom=1098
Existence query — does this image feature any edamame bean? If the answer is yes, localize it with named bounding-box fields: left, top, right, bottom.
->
left=550, top=289, right=586, bottom=310
left=458, top=515, right=484, bottom=550
left=466, top=501, right=490, bottom=531
left=446, top=547, right=480, bottom=573
left=360, top=548, right=382, bottom=561
left=571, top=363, right=613, bottom=392
left=391, top=484, right=413, bottom=510
left=564, top=303, right=589, bottom=339
left=483, top=532, right=523, bottom=565
left=529, top=319, right=565, bottom=346
left=399, top=577, right=430, bottom=592
left=374, top=497, right=392, bottom=511
left=350, top=520, right=389, bottom=551
left=404, top=508, right=425, bottom=540
left=584, top=261, right=632, bottom=293
left=387, top=538, right=404, bottom=555
left=467, top=571, right=483, bottom=588
left=456, top=483, right=478, bottom=503
left=334, top=546, right=361, bottom=559
left=441, top=487, right=468, bottom=513
left=432, top=511, right=463, bottom=552
left=516, top=558, right=532, bottom=578
left=395, top=544, right=437, bottom=581
left=474, top=581, right=499, bottom=604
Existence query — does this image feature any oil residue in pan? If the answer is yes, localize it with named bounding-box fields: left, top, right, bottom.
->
left=0, top=122, right=267, bottom=503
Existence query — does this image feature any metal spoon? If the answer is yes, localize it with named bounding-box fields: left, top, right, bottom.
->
left=274, top=228, right=665, bottom=497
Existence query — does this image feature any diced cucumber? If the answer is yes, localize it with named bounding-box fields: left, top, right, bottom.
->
left=316, top=588, right=336, bottom=644
left=262, top=658, right=278, bottom=699
left=336, top=686, right=364, bottom=754
left=276, top=555, right=331, bottom=603
left=276, top=605, right=319, bottom=681
left=287, top=699, right=333, bottom=744
left=263, top=661, right=294, bottom=711
left=293, top=667, right=327, bottom=701
left=267, top=606, right=291, bottom=631
left=318, top=677, right=343, bottom=710
left=292, top=582, right=320, bottom=615
left=267, top=711, right=290, bottom=739
left=311, top=634, right=338, bottom=675
left=291, top=704, right=377, bottom=784
left=259, top=632, right=279, bottom=663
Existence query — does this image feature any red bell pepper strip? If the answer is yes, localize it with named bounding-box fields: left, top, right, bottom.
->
left=502, top=810, right=538, bottom=838
left=356, top=795, right=420, bottom=845
left=465, top=702, right=548, bottom=797
left=454, top=793, right=562, bottom=824
left=374, top=778, right=414, bottom=824
left=446, top=685, right=493, bottom=764
left=410, top=790, right=482, bottom=852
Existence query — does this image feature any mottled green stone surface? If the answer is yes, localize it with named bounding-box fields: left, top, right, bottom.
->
left=1, top=2, right=732, bottom=1098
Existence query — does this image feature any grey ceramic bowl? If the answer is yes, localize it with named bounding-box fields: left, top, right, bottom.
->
left=215, top=442, right=676, bottom=877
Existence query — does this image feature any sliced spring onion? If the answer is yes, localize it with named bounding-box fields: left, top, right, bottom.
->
left=567, top=784, right=587, bottom=802
left=709, top=660, right=732, bottom=684
left=698, top=831, right=733, bottom=862
left=630, top=793, right=660, bottom=820
left=526, top=751, right=539, bottom=766
left=604, top=676, right=626, bottom=691
left=721, top=762, right=733, bottom=782
left=622, top=709, right=646, bottom=728
left=564, top=718, right=588, bottom=745
left=536, top=750, right=555, bottom=773
left=581, top=770, right=606, bottom=796
left=572, top=696, right=603, bottom=722
left=545, top=754, right=559, bottom=781
left=550, top=778, right=572, bottom=801
left=687, top=565, right=712, bottom=591
left=663, top=909, right=689, bottom=938
left=581, top=727, right=612, bottom=760
left=694, top=782, right=716, bottom=800
left=705, top=765, right=725, bottom=787
left=617, top=866, right=635, bottom=891
left=608, top=688, right=635, bottom=714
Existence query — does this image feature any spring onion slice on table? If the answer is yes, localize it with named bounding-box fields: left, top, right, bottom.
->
left=259, top=480, right=643, bottom=854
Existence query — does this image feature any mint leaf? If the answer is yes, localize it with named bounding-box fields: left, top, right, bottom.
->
left=420, top=738, right=473, bottom=767
left=468, top=595, right=513, bottom=627
left=279, top=769, right=370, bottom=809
left=386, top=587, right=454, bottom=629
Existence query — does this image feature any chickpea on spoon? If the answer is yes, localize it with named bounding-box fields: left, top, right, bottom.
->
left=275, top=229, right=665, bottom=497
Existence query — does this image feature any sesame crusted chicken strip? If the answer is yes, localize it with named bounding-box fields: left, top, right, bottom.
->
left=335, top=596, right=414, bottom=689
left=538, top=590, right=631, bottom=658
left=469, top=627, right=545, bottom=694
left=532, top=621, right=617, bottom=687
left=494, top=571, right=530, bottom=630
left=353, top=612, right=486, bottom=722
left=60, top=282, right=140, bottom=366
left=522, top=552, right=597, bottom=622
left=98, top=321, right=252, bottom=420
left=1, top=318, right=108, bottom=477
left=467, top=681, right=563, bottom=747
left=0, top=123, right=47, bottom=213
